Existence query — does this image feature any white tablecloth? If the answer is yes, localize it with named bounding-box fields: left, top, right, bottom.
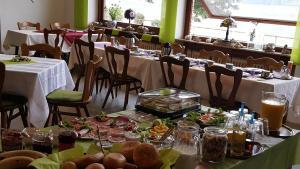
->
left=3, top=30, right=81, bottom=53
left=0, top=54, right=74, bottom=127
left=69, top=44, right=300, bottom=125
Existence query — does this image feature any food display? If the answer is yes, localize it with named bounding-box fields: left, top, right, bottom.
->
left=135, top=88, right=200, bottom=118
left=186, top=108, right=226, bottom=127
left=59, top=142, right=162, bottom=169
left=61, top=112, right=137, bottom=140
left=10, top=55, right=31, bottom=62
left=202, top=127, right=228, bottom=163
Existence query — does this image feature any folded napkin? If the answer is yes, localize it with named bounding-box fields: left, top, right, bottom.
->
left=112, top=29, right=120, bottom=36
left=141, top=34, right=153, bottom=42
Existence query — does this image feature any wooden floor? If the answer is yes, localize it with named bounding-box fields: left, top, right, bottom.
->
left=10, top=75, right=139, bottom=130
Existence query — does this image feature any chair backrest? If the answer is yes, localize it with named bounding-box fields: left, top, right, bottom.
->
left=193, top=49, right=229, bottom=64
left=171, top=43, right=185, bottom=55
left=17, top=22, right=40, bottom=30
left=73, top=39, right=95, bottom=91
left=50, top=22, right=70, bottom=30
left=82, top=58, right=102, bottom=102
left=118, top=36, right=127, bottom=45
left=104, top=46, right=130, bottom=80
left=87, top=28, right=105, bottom=42
left=137, top=41, right=161, bottom=50
left=246, top=56, right=284, bottom=72
left=43, top=28, right=65, bottom=49
left=21, top=43, right=61, bottom=59
left=159, top=56, right=190, bottom=90
left=205, top=64, right=243, bottom=110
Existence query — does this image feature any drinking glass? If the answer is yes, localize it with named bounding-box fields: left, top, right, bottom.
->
left=261, top=92, right=287, bottom=131
left=58, top=130, right=77, bottom=151
left=230, top=130, right=246, bottom=157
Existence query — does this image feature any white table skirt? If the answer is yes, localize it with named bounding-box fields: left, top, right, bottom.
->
left=0, top=54, right=74, bottom=127
left=3, top=30, right=73, bottom=53
left=69, top=44, right=300, bottom=125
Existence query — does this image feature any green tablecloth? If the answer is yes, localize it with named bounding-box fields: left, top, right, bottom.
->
left=1, top=60, right=35, bottom=64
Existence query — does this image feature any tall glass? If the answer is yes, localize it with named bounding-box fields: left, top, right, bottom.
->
left=261, top=92, right=287, bottom=131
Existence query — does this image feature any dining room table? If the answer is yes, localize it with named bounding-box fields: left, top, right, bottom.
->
left=0, top=54, right=74, bottom=128
left=3, top=30, right=90, bottom=54
left=68, top=43, right=300, bottom=126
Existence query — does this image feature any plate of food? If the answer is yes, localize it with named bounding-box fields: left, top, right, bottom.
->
left=186, top=108, right=226, bottom=128
left=10, top=55, right=31, bottom=62
left=60, top=112, right=137, bottom=140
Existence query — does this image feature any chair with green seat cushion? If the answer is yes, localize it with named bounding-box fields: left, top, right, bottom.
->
left=0, top=62, right=28, bottom=128
left=45, top=58, right=102, bottom=127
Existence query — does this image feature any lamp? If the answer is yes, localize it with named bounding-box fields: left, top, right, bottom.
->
left=220, top=16, right=237, bottom=42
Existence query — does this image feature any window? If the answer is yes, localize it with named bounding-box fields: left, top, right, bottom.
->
left=104, top=0, right=162, bottom=27
left=191, top=0, right=300, bottom=47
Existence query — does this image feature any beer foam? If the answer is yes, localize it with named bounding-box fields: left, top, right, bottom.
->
left=262, top=99, right=285, bottom=106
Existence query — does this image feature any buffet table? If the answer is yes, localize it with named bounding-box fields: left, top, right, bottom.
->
left=0, top=54, right=74, bottom=127
left=28, top=110, right=300, bottom=169
left=68, top=43, right=300, bottom=125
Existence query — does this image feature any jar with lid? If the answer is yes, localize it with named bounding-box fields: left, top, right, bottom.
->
left=202, top=127, right=228, bottom=163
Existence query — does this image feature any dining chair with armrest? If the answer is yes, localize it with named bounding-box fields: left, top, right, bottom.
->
left=45, top=58, right=102, bottom=126
left=159, top=56, right=190, bottom=90
left=17, top=21, right=40, bottom=30
left=0, top=62, right=28, bottom=128
left=246, top=56, right=284, bottom=72
left=43, top=28, right=66, bottom=49
left=205, top=64, right=243, bottom=111
left=21, top=43, right=62, bottom=59
left=102, top=46, right=144, bottom=110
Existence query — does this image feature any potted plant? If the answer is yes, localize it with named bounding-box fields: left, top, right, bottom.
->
left=107, top=4, right=123, bottom=28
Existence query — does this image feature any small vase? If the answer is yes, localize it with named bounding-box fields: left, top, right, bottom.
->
left=107, top=20, right=117, bottom=28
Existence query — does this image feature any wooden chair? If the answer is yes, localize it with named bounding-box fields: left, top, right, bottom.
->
left=102, top=46, right=144, bottom=110
left=87, top=29, right=111, bottom=94
left=43, top=28, right=65, bottom=49
left=50, top=22, right=71, bottom=30
left=159, top=56, right=190, bottom=90
left=171, top=43, right=185, bottom=55
left=21, top=43, right=62, bottom=59
left=193, top=49, right=229, bottom=64
left=17, top=21, right=40, bottom=30
left=0, top=62, right=28, bottom=128
left=118, top=36, right=127, bottom=45
left=204, top=64, right=243, bottom=111
left=87, top=29, right=105, bottom=42
left=246, top=56, right=284, bottom=72
left=137, top=41, right=161, bottom=50
left=73, top=39, right=95, bottom=91
left=45, top=58, right=102, bottom=126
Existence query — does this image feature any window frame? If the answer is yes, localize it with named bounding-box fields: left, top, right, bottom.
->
left=97, top=0, right=161, bottom=35
left=184, top=0, right=297, bottom=36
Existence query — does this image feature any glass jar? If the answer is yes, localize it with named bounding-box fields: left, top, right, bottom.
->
left=173, top=120, right=199, bottom=155
left=1, top=129, right=22, bottom=151
left=32, top=130, right=53, bottom=154
left=58, top=130, right=77, bottom=151
left=202, top=127, right=228, bottom=163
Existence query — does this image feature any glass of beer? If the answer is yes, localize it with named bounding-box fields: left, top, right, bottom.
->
left=261, top=92, right=287, bottom=131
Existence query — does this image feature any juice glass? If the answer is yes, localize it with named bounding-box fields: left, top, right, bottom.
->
left=261, top=92, right=287, bottom=131
left=230, top=130, right=246, bottom=157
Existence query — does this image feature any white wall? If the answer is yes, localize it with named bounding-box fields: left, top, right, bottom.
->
left=88, top=0, right=98, bottom=24
left=175, top=0, right=187, bottom=39
left=0, top=0, right=74, bottom=52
